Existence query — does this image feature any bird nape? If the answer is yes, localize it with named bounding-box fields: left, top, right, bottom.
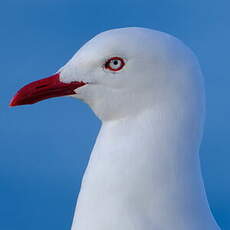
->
left=10, top=27, right=221, bottom=230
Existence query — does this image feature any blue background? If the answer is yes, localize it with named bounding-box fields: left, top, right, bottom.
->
left=1, top=0, right=229, bottom=229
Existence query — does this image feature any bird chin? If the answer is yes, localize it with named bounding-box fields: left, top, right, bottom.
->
left=71, top=87, right=88, bottom=103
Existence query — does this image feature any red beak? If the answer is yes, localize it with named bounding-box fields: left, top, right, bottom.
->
left=10, top=73, right=86, bottom=106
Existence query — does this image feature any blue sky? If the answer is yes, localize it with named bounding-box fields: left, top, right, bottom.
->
left=1, top=0, right=229, bottom=229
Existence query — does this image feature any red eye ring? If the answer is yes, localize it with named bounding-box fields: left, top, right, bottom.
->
left=104, top=57, right=125, bottom=71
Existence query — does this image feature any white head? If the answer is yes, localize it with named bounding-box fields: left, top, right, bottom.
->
left=60, top=27, right=204, bottom=122
left=11, top=27, right=204, bottom=124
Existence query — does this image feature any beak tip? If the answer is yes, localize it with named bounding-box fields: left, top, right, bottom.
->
left=9, top=91, right=27, bottom=107
left=9, top=97, right=18, bottom=107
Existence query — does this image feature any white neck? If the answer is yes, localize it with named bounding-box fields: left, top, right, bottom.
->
left=71, top=106, right=220, bottom=230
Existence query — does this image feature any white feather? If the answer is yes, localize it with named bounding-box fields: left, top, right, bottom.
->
left=60, top=27, right=220, bottom=230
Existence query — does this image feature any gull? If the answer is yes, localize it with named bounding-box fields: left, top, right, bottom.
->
left=10, top=27, right=221, bottom=230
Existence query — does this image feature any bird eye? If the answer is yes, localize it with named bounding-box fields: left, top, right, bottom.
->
left=104, top=57, right=125, bottom=71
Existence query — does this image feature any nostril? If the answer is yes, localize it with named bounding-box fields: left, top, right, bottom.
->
left=36, top=84, right=48, bottom=89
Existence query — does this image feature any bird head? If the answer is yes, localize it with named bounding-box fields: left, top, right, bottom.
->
left=10, top=27, right=203, bottom=121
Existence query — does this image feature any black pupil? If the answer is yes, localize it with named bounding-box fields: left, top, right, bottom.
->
left=113, top=60, right=119, bottom=65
